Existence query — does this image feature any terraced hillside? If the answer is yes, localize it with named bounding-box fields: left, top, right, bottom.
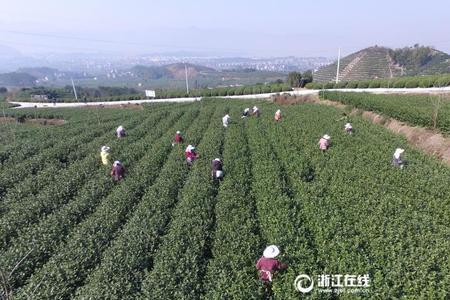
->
left=314, top=46, right=401, bottom=83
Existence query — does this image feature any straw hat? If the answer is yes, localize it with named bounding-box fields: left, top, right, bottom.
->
left=263, top=245, right=280, bottom=258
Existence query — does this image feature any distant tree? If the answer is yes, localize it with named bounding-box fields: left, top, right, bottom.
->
left=302, top=70, right=313, bottom=82
left=0, top=87, right=7, bottom=93
left=274, top=79, right=284, bottom=84
left=287, top=72, right=302, bottom=87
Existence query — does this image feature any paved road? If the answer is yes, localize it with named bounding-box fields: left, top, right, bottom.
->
left=10, top=87, right=450, bottom=108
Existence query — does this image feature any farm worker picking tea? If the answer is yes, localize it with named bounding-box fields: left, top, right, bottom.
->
left=256, top=245, right=288, bottom=297
left=392, top=148, right=405, bottom=169
left=211, top=158, right=224, bottom=180
left=185, top=145, right=199, bottom=166
left=116, top=125, right=126, bottom=138
left=242, top=108, right=250, bottom=118
left=344, top=123, right=353, bottom=134
left=111, top=160, right=125, bottom=181
left=252, top=106, right=260, bottom=117
left=319, top=134, right=331, bottom=151
left=274, top=109, right=281, bottom=121
left=222, top=114, right=231, bottom=127
left=172, top=130, right=183, bottom=146
left=100, top=146, right=111, bottom=166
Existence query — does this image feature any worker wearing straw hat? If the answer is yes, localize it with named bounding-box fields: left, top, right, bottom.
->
left=100, top=146, right=111, bottom=166
left=172, top=131, right=183, bottom=146
left=392, top=148, right=405, bottom=169
left=222, top=114, right=231, bottom=128
left=185, top=145, right=199, bottom=166
left=116, top=125, right=126, bottom=138
left=211, top=158, right=224, bottom=180
left=111, top=160, right=125, bottom=181
left=256, top=245, right=288, bottom=297
left=319, top=134, right=331, bottom=151
left=274, top=109, right=281, bottom=121
left=344, top=123, right=353, bottom=134
left=241, top=107, right=250, bottom=118
left=252, top=106, right=260, bottom=117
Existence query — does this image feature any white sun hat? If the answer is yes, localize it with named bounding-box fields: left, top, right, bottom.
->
left=101, top=146, right=110, bottom=152
left=394, top=148, right=405, bottom=158
left=176, top=131, right=181, bottom=134
left=276, top=109, right=281, bottom=113
left=345, top=123, right=352, bottom=128
left=214, top=158, right=221, bottom=162
left=244, top=108, right=250, bottom=112
left=113, top=160, right=121, bottom=166
left=253, top=106, right=258, bottom=110
left=323, top=134, right=331, bottom=140
left=263, top=245, right=280, bottom=258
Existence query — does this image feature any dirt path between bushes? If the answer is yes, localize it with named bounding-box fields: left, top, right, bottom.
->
left=0, top=116, right=66, bottom=125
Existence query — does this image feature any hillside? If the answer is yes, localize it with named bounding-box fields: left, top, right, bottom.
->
left=0, top=63, right=286, bottom=89
left=314, top=45, right=450, bottom=82
left=0, top=72, right=37, bottom=86
left=131, top=63, right=215, bottom=80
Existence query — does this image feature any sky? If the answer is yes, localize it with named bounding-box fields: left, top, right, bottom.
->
left=0, top=0, right=449, bottom=58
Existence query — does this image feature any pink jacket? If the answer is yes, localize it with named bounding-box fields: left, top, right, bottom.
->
left=319, top=138, right=329, bottom=150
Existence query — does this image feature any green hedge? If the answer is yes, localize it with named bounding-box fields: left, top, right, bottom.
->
left=306, top=74, right=450, bottom=89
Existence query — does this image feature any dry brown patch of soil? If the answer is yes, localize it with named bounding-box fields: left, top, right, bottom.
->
left=0, top=117, right=66, bottom=125
left=272, top=94, right=319, bottom=105
left=79, top=103, right=144, bottom=110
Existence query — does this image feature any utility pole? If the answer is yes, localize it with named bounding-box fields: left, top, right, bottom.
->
left=335, top=47, right=341, bottom=84
left=71, top=78, right=78, bottom=100
left=184, top=63, right=189, bottom=95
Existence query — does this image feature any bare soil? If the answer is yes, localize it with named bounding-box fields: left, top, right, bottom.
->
left=0, top=117, right=66, bottom=125
left=79, top=103, right=144, bottom=110
left=271, top=94, right=318, bottom=105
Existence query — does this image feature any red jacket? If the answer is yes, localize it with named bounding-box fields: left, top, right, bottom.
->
left=111, top=165, right=125, bottom=180
left=174, top=134, right=183, bottom=143
left=256, top=257, right=287, bottom=282
left=185, top=150, right=198, bottom=160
